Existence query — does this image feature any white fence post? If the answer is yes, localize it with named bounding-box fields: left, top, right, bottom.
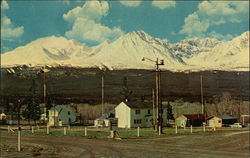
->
left=31, top=126, right=34, bottom=134
left=84, top=127, right=87, bottom=136
left=137, top=127, right=140, bottom=137
left=203, top=123, right=206, bottom=132
left=64, top=127, right=67, bottom=135
left=8, top=126, right=10, bottom=133
left=158, top=126, right=161, bottom=135
left=190, top=125, right=193, bottom=133
left=175, top=125, right=178, bottom=134
left=17, top=130, right=21, bottom=152
left=47, top=125, right=49, bottom=134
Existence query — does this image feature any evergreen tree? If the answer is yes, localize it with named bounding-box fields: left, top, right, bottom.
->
left=120, top=77, right=132, bottom=101
left=24, top=79, right=41, bottom=125
left=166, top=102, right=174, bottom=123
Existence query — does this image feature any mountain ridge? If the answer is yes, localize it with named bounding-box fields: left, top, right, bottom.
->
left=1, top=31, right=249, bottom=72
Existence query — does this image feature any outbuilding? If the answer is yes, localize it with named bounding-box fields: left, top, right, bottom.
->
left=218, top=115, right=237, bottom=126
left=207, top=116, right=222, bottom=127
left=94, top=110, right=116, bottom=127
left=176, top=114, right=206, bottom=127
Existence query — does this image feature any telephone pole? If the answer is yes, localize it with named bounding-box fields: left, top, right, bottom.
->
left=152, top=88, right=156, bottom=130
left=101, top=74, right=104, bottom=116
left=200, top=75, right=204, bottom=114
left=142, top=57, right=164, bottom=134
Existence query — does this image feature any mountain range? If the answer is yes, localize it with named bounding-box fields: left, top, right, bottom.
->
left=1, top=31, right=249, bottom=72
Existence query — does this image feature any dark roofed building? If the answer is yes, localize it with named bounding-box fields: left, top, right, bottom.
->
left=176, top=114, right=206, bottom=127
left=218, top=115, right=237, bottom=125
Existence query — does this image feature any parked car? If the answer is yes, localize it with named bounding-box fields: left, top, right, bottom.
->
left=230, top=123, right=242, bottom=128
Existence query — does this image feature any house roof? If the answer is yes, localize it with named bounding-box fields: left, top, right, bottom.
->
left=123, top=101, right=153, bottom=109
left=49, top=105, right=73, bottom=112
left=183, top=114, right=206, bottom=120
left=206, top=116, right=221, bottom=120
left=218, top=115, right=237, bottom=120
left=97, top=110, right=115, bottom=119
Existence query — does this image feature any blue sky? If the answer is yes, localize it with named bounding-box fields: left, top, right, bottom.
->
left=1, top=0, right=249, bottom=53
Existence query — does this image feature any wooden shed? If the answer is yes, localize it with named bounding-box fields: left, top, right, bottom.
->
left=207, top=116, right=222, bottom=127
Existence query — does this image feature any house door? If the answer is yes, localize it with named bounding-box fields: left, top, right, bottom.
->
left=68, top=118, right=71, bottom=125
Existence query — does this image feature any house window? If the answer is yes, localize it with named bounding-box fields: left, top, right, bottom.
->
left=68, top=111, right=70, bottom=115
left=135, top=109, right=140, bottom=115
left=148, top=109, right=150, bottom=114
left=218, top=120, right=221, bottom=123
left=134, top=119, right=142, bottom=124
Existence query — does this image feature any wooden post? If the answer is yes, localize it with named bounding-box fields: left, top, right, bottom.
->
left=31, top=126, right=34, bottom=134
left=175, top=125, right=178, bottom=134
left=8, top=126, right=10, bottom=133
left=64, top=127, right=67, bottom=135
left=101, top=74, right=104, bottom=116
left=47, top=125, right=49, bottom=134
left=137, top=127, right=140, bottom=137
left=84, top=127, right=87, bottom=136
left=152, top=88, right=155, bottom=130
left=158, top=126, right=161, bottom=135
left=190, top=125, right=193, bottom=133
left=213, top=127, right=216, bottom=131
left=17, top=130, right=21, bottom=152
left=203, top=123, right=206, bottom=132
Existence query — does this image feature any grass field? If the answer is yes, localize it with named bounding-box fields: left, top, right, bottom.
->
left=1, top=125, right=237, bottom=139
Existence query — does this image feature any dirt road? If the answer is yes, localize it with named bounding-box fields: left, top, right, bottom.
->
left=1, top=129, right=249, bottom=158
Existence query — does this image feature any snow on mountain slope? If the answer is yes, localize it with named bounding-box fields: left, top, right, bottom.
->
left=1, top=36, right=88, bottom=67
left=1, top=31, right=249, bottom=71
left=185, top=31, right=249, bottom=71
left=84, top=31, right=185, bottom=70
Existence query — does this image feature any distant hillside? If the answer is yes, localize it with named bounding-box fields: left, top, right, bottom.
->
left=1, top=67, right=249, bottom=104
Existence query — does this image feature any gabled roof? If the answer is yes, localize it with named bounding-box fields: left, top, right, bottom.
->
left=218, top=115, right=237, bottom=120
left=49, top=105, right=72, bottom=112
left=206, top=116, right=222, bottom=120
left=123, top=101, right=153, bottom=109
left=183, top=114, right=206, bottom=120
left=97, top=110, right=115, bottom=119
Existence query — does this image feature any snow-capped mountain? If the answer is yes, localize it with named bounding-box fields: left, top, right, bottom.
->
left=1, top=31, right=249, bottom=71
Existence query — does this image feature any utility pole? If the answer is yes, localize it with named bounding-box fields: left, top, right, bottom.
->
left=101, top=74, right=104, bottom=116
left=200, top=75, right=204, bottom=114
left=142, top=57, right=164, bottom=134
left=152, top=88, right=155, bottom=130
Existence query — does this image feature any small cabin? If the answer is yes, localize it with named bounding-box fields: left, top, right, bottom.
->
left=207, top=116, right=222, bottom=127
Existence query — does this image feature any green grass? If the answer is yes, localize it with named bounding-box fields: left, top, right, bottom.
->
left=2, top=127, right=217, bottom=139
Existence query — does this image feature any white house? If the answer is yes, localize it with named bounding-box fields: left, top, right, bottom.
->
left=115, top=101, right=168, bottom=128
left=48, top=105, right=76, bottom=126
